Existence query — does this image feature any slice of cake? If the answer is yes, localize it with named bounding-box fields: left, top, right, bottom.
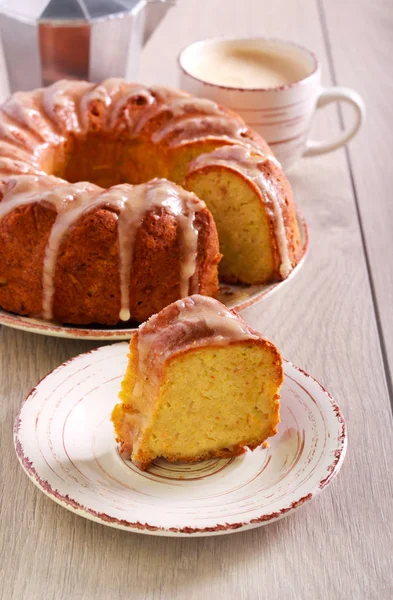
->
left=185, top=144, right=302, bottom=285
left=111, top=295, right=283, bottom=469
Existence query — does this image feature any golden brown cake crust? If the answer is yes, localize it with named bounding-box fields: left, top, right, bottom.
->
left=0, top=79, right=298, bottom=324
left=0, top=194, right=220, bottom=324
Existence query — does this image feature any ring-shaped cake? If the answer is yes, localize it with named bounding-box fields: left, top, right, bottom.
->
left=0, top=79, right=302, bottom=325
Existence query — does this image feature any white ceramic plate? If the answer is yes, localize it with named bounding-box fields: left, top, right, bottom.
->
left=14, top=342, right=346, bottom=537
left=0, top=212, right=308, bottom=340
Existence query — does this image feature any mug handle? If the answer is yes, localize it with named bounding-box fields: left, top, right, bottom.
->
left=303, top=87, right=366, bottom=157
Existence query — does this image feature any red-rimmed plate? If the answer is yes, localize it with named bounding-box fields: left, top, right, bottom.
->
left=0, top=211, right=308, bottom=340
left=14, top=341, right=346, bottom=537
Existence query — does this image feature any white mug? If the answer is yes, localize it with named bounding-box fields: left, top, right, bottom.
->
left=178, top=38, right=365, bottom=169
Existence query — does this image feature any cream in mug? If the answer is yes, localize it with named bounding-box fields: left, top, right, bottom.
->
left=187, top=43, right=310, bottom=89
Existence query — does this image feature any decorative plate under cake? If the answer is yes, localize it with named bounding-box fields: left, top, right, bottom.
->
left=14, top=341, right=346, bottom=537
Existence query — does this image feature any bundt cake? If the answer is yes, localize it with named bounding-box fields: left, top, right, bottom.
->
left=112, top=294, right=283, bottom=470
left=185, top=144, right=302, bottom=284
left=0, top=78, right=301, bottom=325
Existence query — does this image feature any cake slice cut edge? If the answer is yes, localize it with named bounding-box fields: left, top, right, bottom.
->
left=111, top=295, right=283, bottom=470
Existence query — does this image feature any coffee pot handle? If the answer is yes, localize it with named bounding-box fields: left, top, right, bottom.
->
left=303, top=87, right=365, bottom=157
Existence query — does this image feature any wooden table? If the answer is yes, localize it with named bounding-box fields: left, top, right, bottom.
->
left=1, top=1, right=392, bottom=598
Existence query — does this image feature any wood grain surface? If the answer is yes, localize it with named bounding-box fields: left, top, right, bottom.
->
left=0, top=1, right=392, bottom=599
left=321, top=0, right=393, bottom=408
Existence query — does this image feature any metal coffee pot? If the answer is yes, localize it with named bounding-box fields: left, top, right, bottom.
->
left=0, top=0, right=176, bottom=95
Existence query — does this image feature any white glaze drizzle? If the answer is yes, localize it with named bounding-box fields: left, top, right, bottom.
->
left=0, top=157, right=42, bottom=176
left=152, top=114, right=246, bottom=145
left=168, top=97, right=221, bottom=118
left=173, top=294, right=258, bottom=342
left=2, top=78, right=250, bottom=149
left=188, top=144, right=292, bottom=278
left=134, top=95, right=216, bottom=135
left=43, top=80, right=94, bottom=133
left=0, top=79, right=280, bottom=319
left=0, top=141, right=39, bottom=166
left=149, top=85, right=189, bottom=103
left=95, top=179, right=204, bottom=321
left=136, top=294, right=259, bottom=387
left=0, top=79, right=259, bottom=178
left=41, top=182, right=102, bottom=319
left=0, top=176, right=205, bottom=322
left=3, top=90, right=62, bottom=144
left=0, top=112, right=44, bottom=153
left=143, top=181, right=205, bottom=297
left=109, top=87, right=155, bottom=132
